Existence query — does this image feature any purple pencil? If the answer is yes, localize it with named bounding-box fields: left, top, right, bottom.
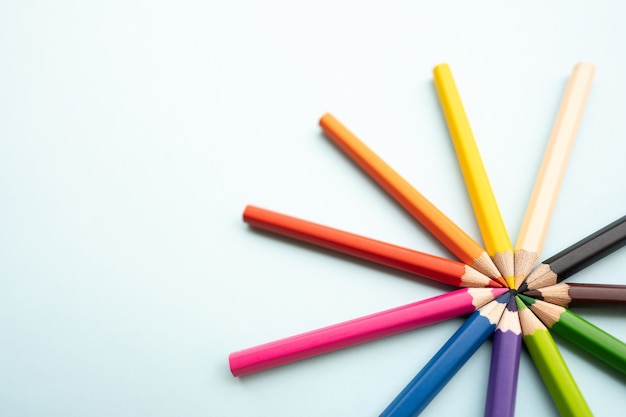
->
left=484, top=296, right=522, bottom=417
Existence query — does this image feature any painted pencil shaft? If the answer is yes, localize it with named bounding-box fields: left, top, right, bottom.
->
left=319, top=113, right=504, bottom=284
left=519, top=214, right=626, bottom=292
left=524, top=283, right=626, bottom=307
left=243, top=205, right=501, bottom=288
left=484, top=297, right=521, bottom=417
left=515, top=297, right=592, bottom=417
left=229, top=288, right=507, bottom=377
left=514, top=62, right=595, bottom=288
left=520, top=295, right=626, bottom=375
left=381, top=293, right=509, bottom=417
left=549, top=310, right=626, bottom=375
left=433, top=63, right=514, bottom=287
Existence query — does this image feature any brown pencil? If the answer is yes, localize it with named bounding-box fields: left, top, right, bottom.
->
left=523, top=283, right=626, bottom=308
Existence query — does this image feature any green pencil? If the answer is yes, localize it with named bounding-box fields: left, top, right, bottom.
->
left=515, top=296, right=592, bottom=417
left=519, top=294, right=626, bottom=375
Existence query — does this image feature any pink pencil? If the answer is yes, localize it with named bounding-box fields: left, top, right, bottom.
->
left=229, top=287, right=509, bottom=376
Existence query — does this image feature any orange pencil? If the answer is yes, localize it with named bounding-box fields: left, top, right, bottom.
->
left=319, top=113, right=505, bottom=285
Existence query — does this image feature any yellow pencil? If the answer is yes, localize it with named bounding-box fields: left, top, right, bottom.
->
left=434, top=63, right=514, bottom=288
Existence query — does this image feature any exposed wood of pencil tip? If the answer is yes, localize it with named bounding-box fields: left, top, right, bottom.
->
left=493, top=250, right=514, bottom=288
left=480, top=295, right=510, bottom=325
left=463, top=266, right=503, bottom=288
left=468, top=288, right=508, bottom=309
left=516, top=300, right=547, bottom=336
left=496, top=299, right=521, bottom=334
left=474, top=253, right=507, bottom=286
left=524, top=298, right=563, bottom=328
left=518, top=263, right=557, bottom=292
left=524, top=284, right=572, bottom=306
left=513, top=249, right=538, bottom=289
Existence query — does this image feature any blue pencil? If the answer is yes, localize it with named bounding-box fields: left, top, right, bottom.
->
left=484, top=296, right=522, bottom=417
left=380, top=291, right=511, bottom=417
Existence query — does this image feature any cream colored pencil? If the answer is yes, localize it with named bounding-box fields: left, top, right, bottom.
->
left=514, top=62, right=595, bottom=289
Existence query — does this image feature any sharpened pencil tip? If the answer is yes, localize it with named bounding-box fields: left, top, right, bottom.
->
left=493, top=276, right=508, bottom=287
left=517, top=281, right=528, bottom=293
left=505, top=276, right=515, bottom=289
left=494, top=291, right=512, bottom=304
left=514, top=296, right=527, bottom=311
left=517, top=294, right=535, bottom=306
left=487, top=279, right=505, bottom=288
left=523, top=289, right=541, bottom=298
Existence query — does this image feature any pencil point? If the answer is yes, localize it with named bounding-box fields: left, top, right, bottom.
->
left=491, top=275, right=508, bottom=287
left=523, top=289, right=541, bottom=298
left=514, top=296, right=527, bottom=311
left=494, top=291, right=512, bottom=304
left=505, top=276, right=515, bottom=289
left=517, top=281, right=528, bottom=293
left=487, top=279, right=505, bottom=288
left=505, top=295, right=518, bottom=311
left=517, top=294, right=535, bottom=306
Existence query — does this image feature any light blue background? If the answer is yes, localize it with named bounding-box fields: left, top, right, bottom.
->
left=1, top=1, right=625, bottom=416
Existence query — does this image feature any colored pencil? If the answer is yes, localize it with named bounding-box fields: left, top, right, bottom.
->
left=319, top=113, right=505, bottom=285
left=229, top=287, right=508, bottom=377
left=514, top=62, right=595, bottom=288
left=243, top=205, right=502, bottom=288
left=515, top=296, right=592, bottom=417
left=518, top=214, right=626, bottom=292
left=433, top=63, right=514, bottom=288
left=523, top=282, right=626, bottom=307
left=380, top=293, right=510, bottom=417
left=484, top=296, right=521, bottom=417
left=518, top=294, right=626, bottom=375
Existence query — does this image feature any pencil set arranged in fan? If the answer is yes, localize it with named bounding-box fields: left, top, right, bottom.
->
left=513, top=63, right=595, bottom=288
left=518, top=214, right=626, bottom=292
left=229, top=62, right=625, bottom=417
left=484, top=296, right=521, bottom=417
left=518, top=294, right=626, bottom=375
left=433, top=63, right=514, bottom=287
left=319, top=113, right=505, bottom=285
left=229, top=287, right=508, bottom=376
left=515, top=296, right=592, bottom=417
left=380, top=292, right=511, bottom=417
left=523, top=282, right=626, bottom=307
left=243, top=205, right=501, bottom=288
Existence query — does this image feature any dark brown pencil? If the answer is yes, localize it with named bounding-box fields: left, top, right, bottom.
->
left=524, top=283, right=626, bottom=307
left=518, top=215, right=626, bottom=292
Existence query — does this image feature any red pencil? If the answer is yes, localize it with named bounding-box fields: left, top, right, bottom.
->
left=243, top=205, right=502, bottom=288
left=229, top=287, right=508, bottom=377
